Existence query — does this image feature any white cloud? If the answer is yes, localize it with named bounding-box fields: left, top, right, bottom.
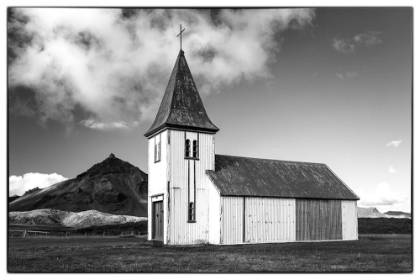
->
left=389, top=165, right=397, bottom=173
left=346, top=71, right=358, bottom=78
left=8, top=8, right=316, bottom=130
left=80, top=118, right=131, bottom=130
left=336, top=71, right=358, bottom=80
left=9, top=173, right=68, bottom=196
left=355, top=182, right=410, bottom=213
left=386, top=140, right=402, bottom=147
left=354, top=31, right=382, bottom=47
left=332, top=37, right=355, bottom=53
left=332, top=30, right=382, bottom=53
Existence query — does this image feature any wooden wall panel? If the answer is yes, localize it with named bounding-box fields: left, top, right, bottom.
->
left=296, top=199, right=342, bottom=241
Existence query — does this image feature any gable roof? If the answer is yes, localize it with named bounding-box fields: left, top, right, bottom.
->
left=206, top=155, right=359, bottom=200
left=144, top=50, right=219, bottom=138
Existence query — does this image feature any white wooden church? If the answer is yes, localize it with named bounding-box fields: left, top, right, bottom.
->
left=144, top=47, right=359, bottom=245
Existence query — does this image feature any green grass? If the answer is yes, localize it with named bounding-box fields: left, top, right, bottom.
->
left=8, top=234, right=412, bottom=272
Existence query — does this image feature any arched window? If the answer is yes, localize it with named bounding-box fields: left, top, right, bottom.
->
left=185, top=139, right=191, bottom=157
left=192, top=140, right=198, bottom=158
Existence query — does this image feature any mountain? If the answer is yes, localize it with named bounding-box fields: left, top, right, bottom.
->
left=357, top=207, right=386, bottom=218
left=384, top=211, right=411, bottom=219
left=9, top=154, right=148, bottom=217
left=8, top=194, right=20, bottom=203
left=357, top=207, right=411, bottom=219
left=9, top=209, right=146, bottom=228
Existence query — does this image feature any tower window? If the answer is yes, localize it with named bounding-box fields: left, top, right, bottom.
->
left=185, top=139, right=191, bottom=157
left=188, top=202, right=195, bottom=221
left=192, top=140, right=198, bottom=158
left=154, top=134, right=161, bottom=163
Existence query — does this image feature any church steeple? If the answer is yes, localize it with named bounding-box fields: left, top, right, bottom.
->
left=144, top=50, right=219, bottom=138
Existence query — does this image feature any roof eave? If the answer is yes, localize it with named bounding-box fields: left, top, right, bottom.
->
left=145, top=123, right=219, bottom=138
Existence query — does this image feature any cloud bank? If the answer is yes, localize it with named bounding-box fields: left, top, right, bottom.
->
left=332, top=31, right=382, bottom=53
left=9, top=173, right=69, bottom=196
left=356, top=182, right=410, bottom=213
left=387, top=140, right=402, bottom=147
left=8, top=8, right=316, bottom=130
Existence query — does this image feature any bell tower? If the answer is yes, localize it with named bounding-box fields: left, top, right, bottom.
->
left=144, top=48, right=219, bottom=244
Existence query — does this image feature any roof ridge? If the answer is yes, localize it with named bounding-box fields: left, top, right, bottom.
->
left=215, top=154, right=326, bottom=166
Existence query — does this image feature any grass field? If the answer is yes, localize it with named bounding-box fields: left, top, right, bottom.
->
left=8, top=234, right=412, bottom=272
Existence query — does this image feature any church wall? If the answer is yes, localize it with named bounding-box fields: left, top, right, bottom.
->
left=341, top=200, right=358, bottom=240
left=220, top=197, right=296, bottom=245
left=168, top=130, right=215, bottom=245
left=147, top=130, right=168, bottom=241
left=208, top=182, right=221, bottom=244
left=244, top=197, right=296, bottom=244
left=221, top=196, right=244, bottom=244
left=295, top=199, right=342, bottom=241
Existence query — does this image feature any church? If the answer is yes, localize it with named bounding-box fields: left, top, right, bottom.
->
left=144, top=46, right=359, bottom=245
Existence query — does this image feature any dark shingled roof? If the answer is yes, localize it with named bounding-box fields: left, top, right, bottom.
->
left=144, top=50, right=219, bottom=137
left=206, top=155, right=359, bottom=200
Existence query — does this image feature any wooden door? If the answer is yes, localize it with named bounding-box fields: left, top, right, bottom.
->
left=152, top=201, right=164, bottom=240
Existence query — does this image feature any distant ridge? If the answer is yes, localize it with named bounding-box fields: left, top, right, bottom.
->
left=384, top=211, right=411, bottom=219
left=9, top=154, right=148, bottom=217
left=358, top=207, right=411, bottom=219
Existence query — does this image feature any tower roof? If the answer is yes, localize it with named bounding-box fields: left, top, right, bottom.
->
left=144, top=50, right=219, bottom=138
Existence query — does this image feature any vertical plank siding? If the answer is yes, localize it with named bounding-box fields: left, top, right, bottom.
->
left=148, top=131, right=168, bottom=241
left=221, top=197, right=244, bottom=244
left=342, top=200, right=358, bottom=240
left=220, top=197, right=296, bottom=244
left=296, top=199, right=342, bottom=241
left=169, top=130, right=215, bottom=245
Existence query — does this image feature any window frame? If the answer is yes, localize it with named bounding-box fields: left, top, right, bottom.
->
left=187, top=201, right=196, bottom=223
left=184, top=132, right=199, bottom=160
left=154, top=133, right=161, bottom=163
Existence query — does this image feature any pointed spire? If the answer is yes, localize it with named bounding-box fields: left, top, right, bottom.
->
left=144, top=51, right=219, bottom=137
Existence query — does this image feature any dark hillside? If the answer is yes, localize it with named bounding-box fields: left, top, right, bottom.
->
left=9, top=154, right=148, bottom=217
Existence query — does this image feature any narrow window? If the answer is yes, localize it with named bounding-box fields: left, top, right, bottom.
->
left=154, top=141, right=157, bottom=162
left=154, top=134, right=161, bottom=163
left=157, top=141, right=161, bottom=161
left=188, top=202, right=195, bottom=221
left=185, top=139, right=191, bottom=158
left=192, top=140, right=198, bottom=158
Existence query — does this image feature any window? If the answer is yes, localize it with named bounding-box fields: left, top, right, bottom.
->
left=154, top=134, right=161, bottom=162
left=185, top=139, right=191, bottom=157
left=188, top=202, right=195, bottom=221
left=192, top=140, right=198, bottom=158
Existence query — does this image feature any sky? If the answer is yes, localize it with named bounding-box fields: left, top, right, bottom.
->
left=7, top=7, right=412, bottom=213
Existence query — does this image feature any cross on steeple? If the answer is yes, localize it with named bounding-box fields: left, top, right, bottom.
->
left=176, top=24, right=185, bottom=51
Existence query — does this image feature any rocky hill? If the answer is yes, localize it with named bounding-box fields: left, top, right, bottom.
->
left=9, top=154, right=148, bottom=217
left=9, top=209, right=146, bottom=228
